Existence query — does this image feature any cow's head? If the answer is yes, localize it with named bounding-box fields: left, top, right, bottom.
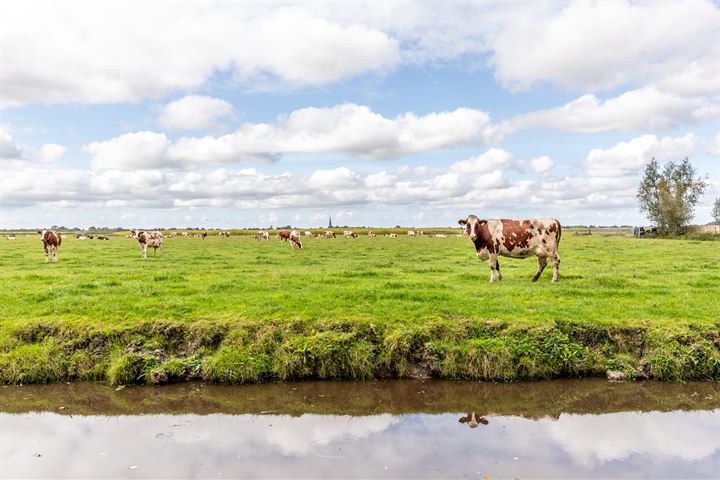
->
left=458, top=215, right=485, bottom=241
left=37, top=229, right=47, bottom=240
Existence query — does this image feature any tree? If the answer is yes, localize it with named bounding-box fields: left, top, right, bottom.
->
left=637, top=157, right=707, bottom=236
left=712, top=197, right=720, bottom=225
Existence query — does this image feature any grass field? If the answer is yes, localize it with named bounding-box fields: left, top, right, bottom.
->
left=1, top=233, right=718, bottom=384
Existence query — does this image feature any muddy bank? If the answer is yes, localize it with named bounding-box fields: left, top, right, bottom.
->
left=1, top=318, right=719, bottom=384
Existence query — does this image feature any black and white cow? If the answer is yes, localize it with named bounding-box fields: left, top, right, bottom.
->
left=458, top=216, right=562, bottom=283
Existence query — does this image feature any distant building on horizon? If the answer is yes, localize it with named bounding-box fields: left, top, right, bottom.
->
left=328, top=216, right=333, bottom=228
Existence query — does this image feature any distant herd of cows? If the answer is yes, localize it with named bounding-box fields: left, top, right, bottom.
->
left=13, top=217, right=564, bottom=282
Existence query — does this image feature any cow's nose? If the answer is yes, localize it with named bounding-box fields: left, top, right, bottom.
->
left=469, top=234, right=477, bottom=240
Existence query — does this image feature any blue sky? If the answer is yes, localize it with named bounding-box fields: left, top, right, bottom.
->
left=1, top=1, right=718, bottom=229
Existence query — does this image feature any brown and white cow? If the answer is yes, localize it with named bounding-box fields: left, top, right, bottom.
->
left=5, top=234, right=16, bottom=240
left=324, top=231, right=336, bottom=238
left=37, top=229, right=62, bottom=262
left=343, top=230, right=357, bottom=238
left=134, top=230, right=164, bottom=259
left=277, top=230, right=291, bottom=241
left=255, top=231, right=270, bottom=241
left=407, top=230, right=416, bottom=236
left=218, top=231, right=231, bottom=237
left=368, top=231, right=376, bottom=237
left=289, top=230, right=303, bottom=250
left=304, top=231, right=313, bottom=237
left=458, top=215, right=562, bottom=283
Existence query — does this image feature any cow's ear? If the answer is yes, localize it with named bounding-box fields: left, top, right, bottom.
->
left=37, top=230, right=42, bottom=234
left=458, top=218, right=467, bottom=226
left=479, top=220, right=487, bottom=225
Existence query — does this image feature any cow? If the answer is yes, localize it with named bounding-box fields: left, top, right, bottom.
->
left=434, top=234, right=447, bottom=238
left=97, top=236, right=110, bottom=240
left=458, top=412, right=489, bottom=429
left=289, top=230, right=302, bottom=250
left=37, top=229, right=61, bottom=262
left=304, top=231, right=313, bottom=237
left=75, top=234, right=88, bottom=240
left=387, top=233, right=398, bottom=237
left=135, top=230, right=164, bottom=259
left=368, top=231, right=376, bottom=237
left=254, top=231, right=270, bottom=241
left=277, top=230, right=291, bottom=241
left=5, top=234, right=16, bottom=240
left=219, top=231, right=231, bottom=237
left=182, top=232, right=190, bottom=237
left=200, top=232, right=207, bottom=239
left=324, top=231, right=336, bottom=238
left=344, top=231, right=358, bottom=238
left=407, top=230, right=416, bottom=236
left=458, top=215, right=562, bottom=283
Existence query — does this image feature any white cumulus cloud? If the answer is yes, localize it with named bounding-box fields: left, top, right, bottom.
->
left=584, top=134, right=696, bottom=178
left=509, top=86, right=714, bottom=134
left=158, top=95, right=235, bottom=131
left=530, top=156, right=554, bottom=174
left=86, top=104, right=498, bottom=170
left=0, top=4, right=400, bottom=106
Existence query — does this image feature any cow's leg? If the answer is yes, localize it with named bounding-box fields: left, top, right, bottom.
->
left=141, top=244, right=147, bottom=259
left=44, top=245, right=49, bottom=263
left=551, top=251, right=560, bottom=283
left=532, top=256, right=547, bottom=282
left=489, top=254, right=500, bottom=283
left=53, top=246, right=58, bottom=262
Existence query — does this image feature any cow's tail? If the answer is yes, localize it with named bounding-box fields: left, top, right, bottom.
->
left=555, top=220, right=562, bottom=247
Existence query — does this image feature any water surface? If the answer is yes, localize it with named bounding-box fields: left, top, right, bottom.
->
left=2, top=379, right=718, bottom=478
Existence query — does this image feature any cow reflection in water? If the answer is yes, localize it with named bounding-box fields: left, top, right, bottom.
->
left=458, top=412, right=489, bottom=429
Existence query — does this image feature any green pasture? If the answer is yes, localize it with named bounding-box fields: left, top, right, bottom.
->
left=0, top=233, right=718, bottom=384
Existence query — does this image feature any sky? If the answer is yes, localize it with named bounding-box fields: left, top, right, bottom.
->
left=1, top=1, right=719, bottom=229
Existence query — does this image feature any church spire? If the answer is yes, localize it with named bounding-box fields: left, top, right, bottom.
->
left=328, top=216, right=333, bottom=228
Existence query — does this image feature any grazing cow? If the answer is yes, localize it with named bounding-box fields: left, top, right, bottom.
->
left=166, top=232, right=176, bottom=238
left=407, top=230, right=416, bottom=236
left=324, top=231, right=336, bottom=238
left=5, top=234, right=16, bottom=240
left=289, top=230, right=303, bottom=250
left=368, top=231, right=376, bottom=237
left=75, top=234, right=88, bottom=240
left=135, top=230, right=164, bottom=258
left=254, top=231, right=270, bottom=241
left=277, top=230, right=291, bottom=241
left=200, top=232, right=207, bottom=239
left=182, top=232, right=190, bottom=237
left=387, top=233, right=398, bottom=237
left=304, top=231, right=313, bottom=237
left=37, top=229, right=61, bottom=262
left=343, top=231, right=358, bottom=238
left=458, top=215, right=562, bottom=283
left=218, top=231, right=231, bottom=237
left=97, top=236, right=110, bottom=240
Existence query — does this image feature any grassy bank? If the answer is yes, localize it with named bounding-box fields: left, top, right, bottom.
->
left=1, top=234, right=718, bottom=384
